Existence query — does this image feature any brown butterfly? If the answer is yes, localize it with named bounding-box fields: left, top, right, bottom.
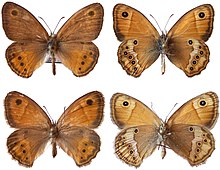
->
left=113, top=4, right=214, bottom=77
left=111, top=92, right=218, bottom=167
left=4, top=91, right=104, bottom=167
left=2, top=2, right=104, bottom=78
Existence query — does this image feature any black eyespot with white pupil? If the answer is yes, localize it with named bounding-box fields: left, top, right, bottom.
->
left=122, top=11, right=128, bottom=17
left=199, top=100, right=206, bottom=106
left=188, top=40, right=193, bottom=45
left=199, top=12, right=205, bottom=18
left=123, top=101, right=129, bottom=106
left=189, top=126, right=194, bottom=132
left=133, top=40, right=138, bottom=45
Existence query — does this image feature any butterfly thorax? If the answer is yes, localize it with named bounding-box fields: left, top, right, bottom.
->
left=158, top=32, right=167, bottom=54
left=47, top=34, right=59, bottom=75
left=47, top=34, right=59, bottom=54
left=158, top=32, right=169, bottom=74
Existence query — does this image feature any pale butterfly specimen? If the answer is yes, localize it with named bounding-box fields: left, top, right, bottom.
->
left=2, top=2, right=104, bottom=78
left=113, top=4, right=214, bottom=77
left=111, top=92, right=218, bottom=167
left=4, top=91, right=104, bottom=167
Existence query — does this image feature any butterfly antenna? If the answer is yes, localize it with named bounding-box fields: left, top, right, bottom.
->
left=165, top=103, right=178, bottom=122
left=150, top=14, right=163, bottom=33
left=164, top=14, right=174, bottom=34
left=38, top=17, right=52, bottom=34
left=150, top=102, right=157, bottom=114
left=53, top=17, right=65, bottom=34
left=43, top=106, right=54, bottom=123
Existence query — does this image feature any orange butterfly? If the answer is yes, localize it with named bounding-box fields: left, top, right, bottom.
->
left=113, top=4, right=214, bottom=77
left=2, top=2, right=104, bottom=77
left=111, top=92, right=218, bottom=166
left=5, top=91, right=104, bottom=167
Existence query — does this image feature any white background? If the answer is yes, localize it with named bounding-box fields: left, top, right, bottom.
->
left=0, top=0, right=220, bottom=169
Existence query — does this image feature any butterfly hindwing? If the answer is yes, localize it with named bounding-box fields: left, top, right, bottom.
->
left=7, top=129, right=50, bottom=167
left=57, top=42, right=99, bottom=77
left=164, top=124, right=215, bottom=166
left=115, top=125, right=160, bottom=167
left=56, top=126, right=101, bottom=166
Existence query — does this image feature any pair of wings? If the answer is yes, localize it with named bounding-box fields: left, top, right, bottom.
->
left=111, top=92, right=218, bottom=166
left=4, top=91, right=104, bottom=167
left=2, top=2, right=103, bottom=77
left=113, top=4, right=214, bottom=77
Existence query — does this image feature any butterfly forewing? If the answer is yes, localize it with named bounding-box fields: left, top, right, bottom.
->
left=57, top=91, right=104, bottom=129
left=111, top=93, right=161, bottom=129
left=167, top=4, right=214, bottom=41
left=5, top=91, right=52, bottom=129
left=57, top=3, right=103, bottom=42
left=2, top=2, right=49, bottom=41
left=167, top=92, right=219, bottom=129
left=113, top=4, right=159, bottom=41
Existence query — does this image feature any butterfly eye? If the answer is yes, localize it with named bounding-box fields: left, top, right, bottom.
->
left=122, top=101, right=129, bottom=107
left=122, top=11, right=128, bottom=18
left=198, top=12, right=205, bottom=18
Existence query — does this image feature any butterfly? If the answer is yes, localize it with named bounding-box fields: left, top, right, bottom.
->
left=111, top=92, right=218, bottom=166
left=113, top=4, right=214, bottom=77
left=4, top=91, right=104, bottom=167
left=2, top=2, right=104, bottom=78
